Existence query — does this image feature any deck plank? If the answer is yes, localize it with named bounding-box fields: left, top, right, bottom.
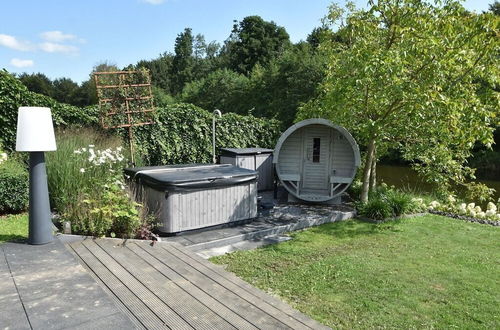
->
left=68, top=238, right=330, bottom=330
left=94, top=239, right=235, bottom=330
left=69, top=241, right=163, bottom=330
left=135, top=241, right=299, bottom=329
left=80, top=239, right=194, bottom=330
left=126, top=242, right=258, bottom=330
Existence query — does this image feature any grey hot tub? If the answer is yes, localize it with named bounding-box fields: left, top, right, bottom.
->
left=124, top=164, right=258, bottom=233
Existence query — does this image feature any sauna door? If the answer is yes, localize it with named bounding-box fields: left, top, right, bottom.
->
left=301, top=126, right=331, bottom=192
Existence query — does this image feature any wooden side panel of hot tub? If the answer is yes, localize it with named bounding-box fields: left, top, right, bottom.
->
left=142, top=183, right=258, bottom=233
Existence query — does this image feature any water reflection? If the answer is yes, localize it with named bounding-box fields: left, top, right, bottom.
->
left=377, top=165, right=500, bottom=201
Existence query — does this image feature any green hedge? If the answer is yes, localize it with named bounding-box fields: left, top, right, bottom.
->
left=1, top=70, right=281, bottom=166
left=131, top=103, right=281, bottom=165
left=0, top=159, right=28, bottom=214
left=0, top=70, right=99, bottom=151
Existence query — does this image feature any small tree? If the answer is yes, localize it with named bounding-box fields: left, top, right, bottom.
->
left=299, top=0, right=499, bottom=202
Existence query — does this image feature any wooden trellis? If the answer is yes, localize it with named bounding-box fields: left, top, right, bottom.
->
left=94, top=70, right=155, bottom=164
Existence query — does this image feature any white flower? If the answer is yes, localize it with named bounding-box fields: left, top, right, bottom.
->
left=73, top=150, right=82, bottom=154
left=476, top=212, right=486, bottom=219
left=89, top=144, right=95, bottom=148
left=474, top=206, right=482, bottom=213
left=485, top=210, right=496, bottom=218
left=467, top=203, right=475, bottom=210
left=447, top=195, right=456, bottom=203
left=468, top=210, right=476, bottom=217
left=81, top=148, right=87, bottom=152
left=79, top=168, right=85, bottom=173
left=430, top=201, right=440, bottom=208
left=486, top=202, right=497, bottom=212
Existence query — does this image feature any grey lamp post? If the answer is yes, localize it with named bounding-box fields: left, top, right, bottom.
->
left=212, top=109, right=222, bottom=164
left=16, top=107, right=57, bottom=245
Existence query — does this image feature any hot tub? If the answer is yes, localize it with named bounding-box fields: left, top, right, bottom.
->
left=124, top=164, right=258, bottom=233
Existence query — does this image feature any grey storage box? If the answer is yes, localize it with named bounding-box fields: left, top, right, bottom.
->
left=124, top=164, right=258, bottom=233
left=220, top=148, right=274, bottom=191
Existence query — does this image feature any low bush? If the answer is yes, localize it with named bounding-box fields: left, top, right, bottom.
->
left=358, top=184, right=420, bottom=220
left=358, top=197, right=393, bottom=220
left=385, top=189, right=417, bottom=216
left=0, top=157, right=29, bottom=214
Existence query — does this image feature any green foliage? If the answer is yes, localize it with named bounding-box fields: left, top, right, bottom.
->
left=358, top=196, right=393, bottom=220
left=225, top=16, right=291, bottom=74
left=152, top=86, right=176, bottom=107
left=0, top=70, right=99, bottom=151
left=45, top=128, right=141, bottom=237
left=73, top=184, right=141, bottom=238
left=249, top=42, right=326, bottom=126
left=299, top=0, right=499, bottom=200
left=181, top=69, right=250, bottom=114
left=0, top=158, right=28, bottom=214
left=172, top=28, right=195, bottom=94
left=358, top=185, right=418, bottom=219
left=17, top=72, right=95, bottom=107
left=385, top=189, right=416, bottom=216
left=132, top=103, right=281, bottom=165
left=45, top=128, right=124, bottom=212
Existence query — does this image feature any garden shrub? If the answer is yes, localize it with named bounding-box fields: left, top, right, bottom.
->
left=131, top=103, right=281, bottom=165
left=385, top=189, right=416, bottom=216
left=358, top=197, right=393, bottom=220
left=0, top=158, right=28, bottom=214
left=0, top=70, right=99, bottom=151
left=46, top=128, right=141, bottom=237
left=358, top=184, right=419, bottom=220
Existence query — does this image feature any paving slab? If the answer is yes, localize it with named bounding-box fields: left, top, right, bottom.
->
left=0, top=239, right=136, bottom=330
left=167, top=202, right=356, bottom=257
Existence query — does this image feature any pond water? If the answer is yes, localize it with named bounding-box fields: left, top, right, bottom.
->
left=377, top=165, right=500, bottom=202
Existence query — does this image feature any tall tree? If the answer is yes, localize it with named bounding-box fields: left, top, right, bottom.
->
left=171, top=28, right=194, bottom=94
left=249, top=42, right=326, bottom=126
left=52, top=77, right=79, bottom=104
left=225, top=16, right=291, bottom=74
left=18, top=72, right=54, bottom=97
left=299, top=0, right=499, bottom=202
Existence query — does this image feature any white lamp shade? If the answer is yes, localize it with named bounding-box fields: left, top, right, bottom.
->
left=16, top=107, right=57, bottom=151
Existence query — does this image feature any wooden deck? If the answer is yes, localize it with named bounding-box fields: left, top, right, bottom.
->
left=67, top=238, right=329, bottom=330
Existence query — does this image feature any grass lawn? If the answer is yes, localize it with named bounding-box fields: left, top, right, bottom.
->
left=212, top=215, right=500, bottom=329
left=0, top=213, right=28, bottom=244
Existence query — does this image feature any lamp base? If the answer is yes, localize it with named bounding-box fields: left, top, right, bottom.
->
left=28, top=152, right=53, bottom=245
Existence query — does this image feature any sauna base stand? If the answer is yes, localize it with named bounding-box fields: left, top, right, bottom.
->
left=287, top=194, right=341, bottom=205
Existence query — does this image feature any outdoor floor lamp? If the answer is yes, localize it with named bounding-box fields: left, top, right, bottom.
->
left=16, top=107, right=57, bottom=245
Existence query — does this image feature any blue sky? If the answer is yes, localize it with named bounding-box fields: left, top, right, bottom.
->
left=0, top=0, right=493, bottom=83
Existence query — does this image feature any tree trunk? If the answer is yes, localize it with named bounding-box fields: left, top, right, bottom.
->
left=361, top=138, right=376, bottom=203
left=370, top=145, right=377, bottom=191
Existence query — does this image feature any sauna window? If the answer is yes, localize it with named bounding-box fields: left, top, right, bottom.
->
left=313, top=138, right=320, bottom=162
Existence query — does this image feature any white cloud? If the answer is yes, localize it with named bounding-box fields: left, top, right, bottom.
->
left=0, top=34, right=34, bottom=51
left=40, top=30, right=76, bottom=42
left=10, top=58, right=34, bottom=68
left=39, top=42, right=78, bottom=54
left=141, top=0, right=165, bottom=4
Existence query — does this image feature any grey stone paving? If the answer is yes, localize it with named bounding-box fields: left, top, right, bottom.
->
left=167, top=201, right=356, bottom=258
left=0, top=239, right=135, bottom=330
